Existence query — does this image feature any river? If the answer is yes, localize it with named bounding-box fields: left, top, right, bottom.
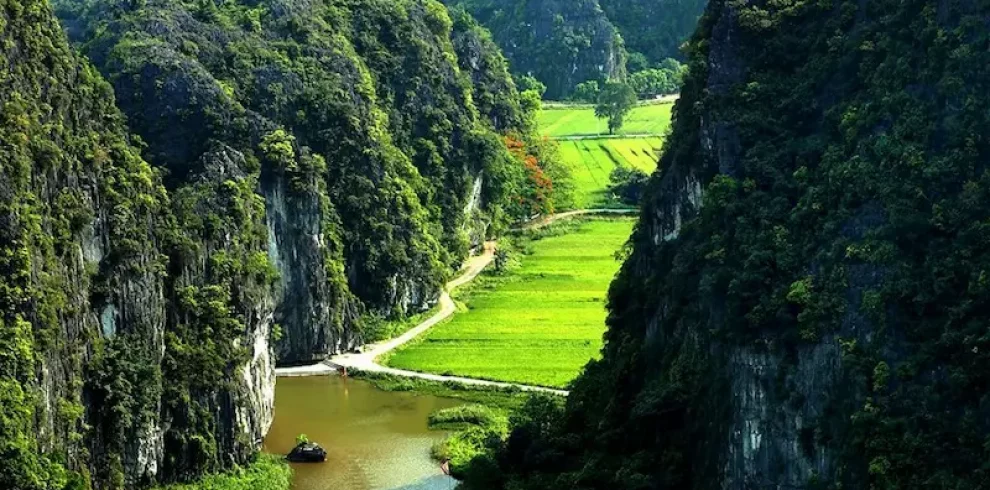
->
left=263, top=376, right=462, bottom=490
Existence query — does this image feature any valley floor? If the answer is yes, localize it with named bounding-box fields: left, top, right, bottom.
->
left=538, top=102, right=674, bottom=138
left=385, top=218, right=634, bottom=388
left=558, top=136, right=663, bottom=208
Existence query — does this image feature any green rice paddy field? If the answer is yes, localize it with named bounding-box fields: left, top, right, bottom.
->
left=386, top=219, right=634, bottom=388
left=559, top=137, right=662, bottom=208
left=538, top=102, right=673, bottom=137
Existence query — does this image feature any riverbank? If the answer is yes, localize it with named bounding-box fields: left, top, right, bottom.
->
left=264, top=376, right=460, bottom=490
left=267, top=213, right=633, bottom=488
left=152, top=454, right=291, bottom=490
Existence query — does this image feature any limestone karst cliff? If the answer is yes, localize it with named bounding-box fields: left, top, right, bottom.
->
left=2, top=0, right=557, bottom=488
left=55, top=0, right=553, bottom=365
left=0, top=0, right=274, bottom=487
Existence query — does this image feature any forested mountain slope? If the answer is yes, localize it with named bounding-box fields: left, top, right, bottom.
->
left=55, top=0, right=559, bottom=365
left=598, top=0, right=706, bottom=65
left=444, top=0, right=707, bottom=98
left=2, top=0, right=559, bottom=488
left=468, top=0, right=990, bottom=488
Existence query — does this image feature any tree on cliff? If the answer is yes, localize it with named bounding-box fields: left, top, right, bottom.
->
left=595, top=81, right=637, bottom=134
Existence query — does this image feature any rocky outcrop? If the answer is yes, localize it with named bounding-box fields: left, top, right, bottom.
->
left=598, top=0, right=707, bottom=64
left=262, top=169, right=360, bottom=364
left=449, top=10, right=528, bottom=133
left=286, top=442, right=327, bottom=463
left=624, top=1, right=870, bottom=486
left=158, top=144, right=278, bottom=479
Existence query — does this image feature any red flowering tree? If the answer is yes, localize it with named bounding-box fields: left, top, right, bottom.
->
left=505, top=134, right=555, bottom=216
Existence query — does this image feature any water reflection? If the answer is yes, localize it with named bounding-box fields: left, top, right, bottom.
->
left=263, top=376, right=461, bottom=490
left=390, top=475, right=460, bottom=490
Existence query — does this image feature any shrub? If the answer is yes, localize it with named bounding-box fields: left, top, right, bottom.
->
left=428, top=405, right=507, bottom=430
left=608, top=166, right=650, bottom=205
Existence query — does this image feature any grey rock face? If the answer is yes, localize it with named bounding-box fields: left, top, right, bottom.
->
left=263, top=172, right=360, bottom=364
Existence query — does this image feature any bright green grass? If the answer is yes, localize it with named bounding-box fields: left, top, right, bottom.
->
left=386, top=219, right=634, bottom=388
left=558, top=137, right=662, bottom=208
left=154, top=455, right=291, bottom=490
left=538, top=103, right=673, bottom=137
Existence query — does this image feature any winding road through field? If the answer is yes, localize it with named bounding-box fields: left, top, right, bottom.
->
left=275, top=209, right=639, bottom=396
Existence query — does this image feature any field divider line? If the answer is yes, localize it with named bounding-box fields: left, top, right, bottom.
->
left=577, top=140, right=604, bottom=187
left=276, top=209, right=639, bottom=394
left=554, top=133, right=661, bottom=141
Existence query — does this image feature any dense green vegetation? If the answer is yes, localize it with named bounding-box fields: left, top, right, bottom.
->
left=628, top=58, right=687, bottom=98
left=441, top=0, right=626, bottom=99
left=573, top=59, right=687, bottom=103
left=433, top=394, right=565, bottom=482
left=598, top=0, right=707, bottom=65
left=556, top=138, right=661, bottom=208
left=458, top=0, right=990, bottom=489
left=429, top=405, right=509, bottom=476
left=21, top=0, right=990, bottom=488
left=538, top=103, right=674, bottom=137
left=387, top=218, right=633, bottom=388
left=2, top=0, right=574, bottom=488
left=54, top=0, right=573, bottom=364
left=607, top=166, right=649, bottom=206
left=2, top=0, right=298, bottom=486
left=151, top=455, right=290, bottom=490
left=0, top=0, right=172, bottom=487
left=442, top=0, right=704, bottom=99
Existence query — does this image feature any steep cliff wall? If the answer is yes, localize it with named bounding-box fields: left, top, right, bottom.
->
left=55, top=0, right=542, bottom=364
left=0, top=1, right=274, bottom=488
left=473, top=0, right=990, bottom=488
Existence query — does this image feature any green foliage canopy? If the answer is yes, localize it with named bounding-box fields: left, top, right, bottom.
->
left=595, top=81, right=637, bottom=134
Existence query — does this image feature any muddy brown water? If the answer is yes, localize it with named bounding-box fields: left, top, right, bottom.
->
left=263, top=376, right=462, bottom=490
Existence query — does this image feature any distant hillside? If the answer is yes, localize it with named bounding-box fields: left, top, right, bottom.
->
left=444, top=0, right=706, bottom=98
left=443, top=0, right=627, bottom=99
left=599, top=0, right=707, bottom=65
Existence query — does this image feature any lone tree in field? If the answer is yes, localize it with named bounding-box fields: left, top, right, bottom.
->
left=595, top=81, right=637, bottom=135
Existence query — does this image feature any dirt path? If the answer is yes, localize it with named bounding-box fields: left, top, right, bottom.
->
left=275, top=209, right=637, bottom=395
